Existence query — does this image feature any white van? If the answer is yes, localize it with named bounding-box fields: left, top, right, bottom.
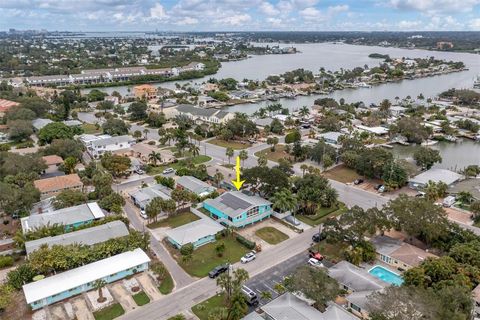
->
left=443, top=196, right=456, bottom=208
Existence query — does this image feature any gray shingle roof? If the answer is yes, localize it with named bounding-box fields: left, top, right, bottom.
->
left=129, top=184, right=172, bottom=208
left=261, top=293, right=322, bottom=320
left=177, top=176, right=215, bottom=196
left=176, top=104, right=217, bottom=117
left=409, top=168, right=462, bottom=186
left=328, top=261, right=387, bottom=292
left=166, top=218, right=224, bottom=246
left=204, top=192, right=271, bottom=218
left=25, top=220, right=129, bottom=256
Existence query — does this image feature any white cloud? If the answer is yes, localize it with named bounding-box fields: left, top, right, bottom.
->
left=260, top=1, right=279, bottom=16
left=217, top=13, right=251, bottom=26
left=150, top=3, right=168, bottom=20
left=175, top=17, right=199, bottom=25
left=469, top=18, right=480, bottom=29
left=327, top=5, right=349, bottom=15
left=397, top=20, right=422, bottom=29
left=300, top=7, right=323, bottom=19
left=390, top=0, right=480, bottom=14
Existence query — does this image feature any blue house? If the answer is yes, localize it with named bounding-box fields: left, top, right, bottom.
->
left=166, top=218, right=224, bottom=249
left=23, top=248, right=150, bottom=310
left=20, top=202, right=105, bottom=233
left=203, top=192, right=272, bottom=228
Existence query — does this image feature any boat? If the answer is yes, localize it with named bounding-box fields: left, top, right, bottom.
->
left=421, top=140, right=438, bottom=146
left=444, top=135, right=458, bottom=142
left=356, top=82, right=371, bottom=88
left=474, top=75, right=480, bottom=89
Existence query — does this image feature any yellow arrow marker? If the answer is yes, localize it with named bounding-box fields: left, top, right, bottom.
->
left=231, top=156, right=245, bottom=191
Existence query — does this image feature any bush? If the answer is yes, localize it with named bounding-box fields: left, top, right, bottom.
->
left=180, top=243, right=194, bottom=256
left=0, top=256, right=14, bottom=268
left=236, top=234, right=256, bottom=250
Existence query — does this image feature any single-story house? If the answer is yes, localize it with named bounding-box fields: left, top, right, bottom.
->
left=389, top=106, right=407, bottom=117
left=408, top=168, right=462, bottom=189
left=129, top=184, right=172, bottom=211
left=25, top=220, right=129, bottom=256
left=42, top=155, right=64, bottom=175
left=32, top=118, right=54, bottom=131
left=318, top=131, right=343, bottom=145
left=21, top=202, right=105, bottom=233
left=23, top=248, right=150, bottom=310
left=0, top=98, right=19, bottom=117
left=449, top=179, right=480, bottom=200
left=370, top=235, right=437, bottom=270
left=166, top=218, right=224, bottom=249
left=203, top=191, right=272, bottom=228
left=62, top=120, right=82, bottom=127
left=176, top=176, right=216, bottom=197
left=254, top=117, right=274, bottom=128
left=34, top=173, right=83, bottom=199
left=328, top=261, right=388, bottom=319
left=251, top=292, right=359, bottom=320
left=355, top=125, right=389, bottom=136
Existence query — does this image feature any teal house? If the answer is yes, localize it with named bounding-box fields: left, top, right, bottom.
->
left=203, top=192, right=272, bottom=228
left=23, top=249, right=150, bottom=310
left=166, top=218, right=224, bottom=249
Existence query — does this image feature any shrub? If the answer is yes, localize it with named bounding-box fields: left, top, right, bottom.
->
left=236, top=234, right=256, bottom=250
left=0, top=256, right=14, bottom=268
left=180, top=243, right=194, bottom=256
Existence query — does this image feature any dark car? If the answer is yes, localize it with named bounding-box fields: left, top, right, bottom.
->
left=353, top=179, right=364, bottom=185
left=312, top=232, right=327, bottom=243
left=208, top=264, right=229, bottom=278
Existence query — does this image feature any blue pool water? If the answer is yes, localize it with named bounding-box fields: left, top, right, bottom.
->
left=368, top=265, right=404, bottom=286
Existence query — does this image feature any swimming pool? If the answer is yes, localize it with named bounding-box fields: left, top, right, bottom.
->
left=368, top=265, right=404, bottom=286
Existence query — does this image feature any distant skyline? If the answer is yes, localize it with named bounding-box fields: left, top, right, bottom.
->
left=1, top=0, right=480, bottom=32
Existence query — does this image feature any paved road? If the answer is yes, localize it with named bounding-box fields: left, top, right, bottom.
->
left=120, top=227, right=318, bottom=320
left=123, top=200, right=195, bottom=289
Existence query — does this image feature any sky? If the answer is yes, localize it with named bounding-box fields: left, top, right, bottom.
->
left=1, top=0, right=480, bottom=32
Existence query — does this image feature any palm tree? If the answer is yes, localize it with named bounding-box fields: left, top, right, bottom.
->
left=143, top=129, right=149, bottom=140
left=225, top=147, right=234, bottom=164
left=260, top=291, right=272, bottom=301
left=189, top=144, right=200, bottom=158
left=300, top=164, right=309, bottom=177
left=93, top=279, right=107, bottom=303
left=271, top=189, right=297, bottom=214
left=239, top=150, right=248, bottom=166
left=299, top=106, right=310, bottom=118
left=133, top=130, right=142, bottom=141
left=257, top=155, right=268, bottom=167
left=148, top=151, right=162, bottom=166
left=214, top=172, right=224, bottom=187
left=457, top=191, right=473, bottom=205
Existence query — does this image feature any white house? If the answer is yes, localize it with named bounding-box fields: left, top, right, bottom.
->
left=79, top=134, right=136, bottom=158
left=175, top=104, right=234, bottom=124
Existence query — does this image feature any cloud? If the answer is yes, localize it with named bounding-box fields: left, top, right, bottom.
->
left=390, top=0, right=480, bottom=14
left=217, top=13, right=252, bottom=26
left=470, top=18, right=480, bottom=29
left=150, top=3, right=168, bottom=20
left=259, top=1, right=279, bottom=16
left=300, top=7, right=324, bottom=20
left=397, top=20, right=422, bottom=29
left=175, top=17, right=199, bottom=25
left=327, top=5, right=349, bottom=15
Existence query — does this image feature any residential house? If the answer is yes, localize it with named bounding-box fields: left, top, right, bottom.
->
left=0, top=98, right=19, bottom=117
left=166, top=218, right=224, bottom=249
left=355, top=125, right=389, bottom=136
left=134, top=84, right=157, bottom=100
left=34, top=173, right=83, bottom=199
left=79, top=134, right=136, bottom=158
left=25, top=220, right=129, bottom=256
left=62, top=120, right=82, bottom=127
left=32, top=118, right=53, bottom=131
left=243, top=292, right=359, bottom=320
left=23, top=248, right=150, bottom=310
left=176, top=176, right=216, bottom=197
left=175, top=104, right=234, bottom=124
left=389, top=106, right=407, bottom=117
left=408, top=168, right=462, bottom=190
left=203, top=192, right=272, bottom=227
left=370, top=235, right=437, bottom=270
left=318, top=131, right=344, bottom=145
left=129, top=184, right=172, bottom=211
left=21, top=202, right=105, bottom=233
left=42, top=155, right=64, bottom=175
left=328, top=261, right=388, bottom=318
left=180, top=62, right=205, bottom=72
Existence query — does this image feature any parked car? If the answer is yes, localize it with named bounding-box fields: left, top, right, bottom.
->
left=208, top=264, right=229, bottom=278
left=134, top=168, right=145, bottom=175
left=308, top=249, right=324, bottom=261
left=308, top=258, right=324, bottom=268
left=140, top=209, right=148, bottom=220
left=354, top=179, right=364, bottom=185
left=162, top=168, right=175, bottom=175
left=241, top=285, right=259, bottom=306
left=415, top=192, right=426, bottom=198
left=443, top=195, right=456, bottom=207
left=240, top=251, right=256, bottom=264
left=312, top=232, right=326, bottom=243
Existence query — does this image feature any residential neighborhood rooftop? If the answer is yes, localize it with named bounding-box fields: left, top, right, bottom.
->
left=328, top=261, right=387, bottom=292
left=33, top=173, right=83, bottom=194
left=166, top=218, right=224, bottom=247
left=204, top=191, right=272, bottom=219
left=409, top=168, right=463, bottom=187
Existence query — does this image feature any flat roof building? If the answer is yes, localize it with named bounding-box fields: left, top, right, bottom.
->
left=21, top=202, right=105, bottom=233
left=176, top=176, right=216, bottom=197
left=23, top=248, right=150, bottom=310
left=166, top=217, right=224, bottom=248
left=408, top=168, right=462, bottom=189
left=25, top=220, right=129, bottom=256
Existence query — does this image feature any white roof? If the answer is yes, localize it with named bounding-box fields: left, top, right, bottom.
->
left=23, top=248, right=150, bottom=304
left=356, top=125, right=389, bottom=135
left=409, top=168, right=462, bottom=186
left=166, top=218, right=224, bottom=246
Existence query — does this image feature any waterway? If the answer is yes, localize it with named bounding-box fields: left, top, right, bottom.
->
left=391, top=139, right=480, bottom=171
left=82, top=42, right=480, bottom=114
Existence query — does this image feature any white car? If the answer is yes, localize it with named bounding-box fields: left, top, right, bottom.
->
left=308, top=258, right=324, bottom=268
left=241, top=251, right=256, bottom=264
left=162, top=168, right=175, bottom=175
left=140, top=209, right=148, bottom=220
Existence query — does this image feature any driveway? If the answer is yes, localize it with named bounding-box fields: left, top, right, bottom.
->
left=237, top=219, right=299, bottom=250
left=110, top=283, right=137, bottom=312
left=50, top=304, right=68, bottom=320
left=71, top=297, right=94, bottom=320
left=137, top=273, right=163, bottom=301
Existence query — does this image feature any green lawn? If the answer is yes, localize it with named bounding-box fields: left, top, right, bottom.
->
left=147, top=211, right=200, bottom=229
left=191, top=294, right=225, bottom=320
left=81, top=123, right=102, bottom=134
left=322, top=165, right=361, bottom=183
left=146, top=156, right=212, bottom=176
left=190, top=155, right=212, bottom=164
left=255, top=227, right=289, bottom=244
left=176, top=237, right=249, bottom=277
left=312, top=241, right=348, bottom=263
left=296, top=203, right=347, bottom=226
left=132, top=291, right=150, bottom=306
left=93, top=303, right=125, bottom=320
left=254, top=145, right=292, bottom=163
left=167, top=315, right=186, bottom=320
left=159, top=271, right=174, bottom=294
left=207, top=138, right=251, bottom=150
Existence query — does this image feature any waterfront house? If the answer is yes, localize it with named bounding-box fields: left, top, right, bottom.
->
left=34, top=173, right=83, bottom=199
left=134, top=84, right=157, bottom=100
left=0, top=98, right=19, bottom=117
left=408, top=168, right=462, bottom=190
left=129, top=184, right=172, bottom=211
left=203, top=192, right=272, bottom=227
left=370, top=235, right=437, bottom=270
left=175, top=104, right=234, bottom=124
left=25, top=220, right=129, bottom=256
left=176, top=176, right=216, bottom=197
left=355, top=125, right=389, bottom=136
left=328, top=261, right=387, bottom=318
left=23, top=248, right=150, bottom=310
left=21, top=202, right=105, bottom=233
left=166, top=218, right=224, bottom=249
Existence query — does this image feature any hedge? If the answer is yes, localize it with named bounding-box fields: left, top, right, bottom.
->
left=235, top=234, right=256, bottom=250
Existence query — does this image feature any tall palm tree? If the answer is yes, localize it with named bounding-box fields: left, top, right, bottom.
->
left=257, top=155, right=268, bottom=167
left=148, top=151, right=162, bottom=166
left=143, top=129, right=149, bottom=140
left=239, top=150, right=248, bottom=166
left=93, top=279, right=107, bottom=303
left=300, top=164, right=309, bottom=177
left=271, top=189, right=297, bottom=214
left=189, top=144, right=200, bottom=158
left=225, top=147, right=234, bottom=164
left=214, top=172, right=224, bottom=187
left=299, top=106, right=310, bottom=118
